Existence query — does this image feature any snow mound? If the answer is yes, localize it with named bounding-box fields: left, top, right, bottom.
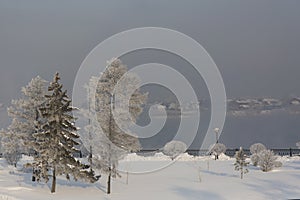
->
left=276, top=155, right=300, bottom=162
left=122, top=152, right=198, bottom=161
left=122, top=152, right=221, bottom=162
left=122, top=153, right=170, bottom=161
left=177, top=153, right=196, bottom=161
left=0, top=195, right=20, bottom=200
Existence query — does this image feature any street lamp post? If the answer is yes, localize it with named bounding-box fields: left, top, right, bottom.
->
left=214, top=128, right=220, bottom=144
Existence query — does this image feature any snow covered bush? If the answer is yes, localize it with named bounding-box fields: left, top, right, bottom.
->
left=274, top=161, right=283, bottom=168
left=0, top=127, right=22, bottom=167
left=234, top=147, right=249, bottom=179
left=210, top=143, right=226, bottom=160
left=162, top=141, right=187, bottom=160
left=250, top=154, right=260, bottom=166
left=258, top=149, right=278, bottom=172
left=250, top=143, right=266, bottom=154
left=250, top=143, right=266, bottom=166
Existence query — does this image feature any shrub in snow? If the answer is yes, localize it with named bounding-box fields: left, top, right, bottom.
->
left=250, top=143, right=266, bottom=154
left=250, top=143, right=266, bottom=166
left=258, top=149, right=278, bottom=172
left=250, top=154, right=260, bottom=166
left=274, top=161, right=283, bottom=168
left=210, top=143, right=226, bottom=160
left=2, top=144, right=22, bottom=167
left=163, top=141, right=187, bottom=160
left=0, top=122, right=23, bottom=167
left=234, top=147, right=249, bottom=179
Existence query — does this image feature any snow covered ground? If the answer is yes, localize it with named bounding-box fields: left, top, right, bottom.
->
left=1, top=153, right=300, bottom=200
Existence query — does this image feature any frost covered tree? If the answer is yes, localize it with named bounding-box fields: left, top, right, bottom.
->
left=250, top=143, right=266, bottom=154
left=0, top=122, right=23, bottom=167
left=250, top=143, right=266, bottom=166
left=296, top=141, right=300, bottom=149
left=163, top=140, right=187, bottom=160
left=234, top=147, right=249, bottom=179
left=7, top=76, right=47, bottom=155
left=258, top=149, right=278, bottom=172
left=84, top=58, right=147, bottom=194
left=32, top=72, right=96, bottom=193
left=210, top=143, right=226, bottom=160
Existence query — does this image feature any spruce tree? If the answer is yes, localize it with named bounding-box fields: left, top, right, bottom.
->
left=234, top=147, right=249, bottom=179
left=32, top=72, right=96, bottom=193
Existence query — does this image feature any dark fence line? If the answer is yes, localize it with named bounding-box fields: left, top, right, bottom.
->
left=137, top=148, right=300, bottom=157
left=223, top=148, right=300, bottom=157
left=29, top=148, right=300, bottom=158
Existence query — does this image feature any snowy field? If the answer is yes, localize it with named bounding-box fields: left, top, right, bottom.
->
left=1, top=153, right=300, bottom=200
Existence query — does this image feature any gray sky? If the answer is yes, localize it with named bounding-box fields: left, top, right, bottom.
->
left=0, top=0, right=300, bottom=148
left=1, top=0, right=300, bottom=101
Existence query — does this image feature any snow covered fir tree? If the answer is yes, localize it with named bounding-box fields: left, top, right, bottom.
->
left=31, top=72, right=97, bottom=193
left=83, top=58, right=147, bottom=194
left=234, top=147, right=249, bottom=179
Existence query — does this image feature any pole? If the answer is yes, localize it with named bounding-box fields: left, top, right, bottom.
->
left=214, top=128, right=220, bottom=144
left=88, top=87, right=93, bottom=172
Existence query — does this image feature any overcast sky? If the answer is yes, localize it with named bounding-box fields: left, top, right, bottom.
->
left=0, top=0, right=300, bottom=148
left=1, top=0, right=300, bottom=101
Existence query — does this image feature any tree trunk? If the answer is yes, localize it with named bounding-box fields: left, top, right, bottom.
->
left=51, top=168, right=56, bottom=193
left=215, top=154, right=218, bottom=160
left=32, top=168, right=36, bottom=182
left=107, top=170, right=111, bottom=194
left=107, top=96, right=113, bottom=195
left=241, top=167, right=243, bottom=179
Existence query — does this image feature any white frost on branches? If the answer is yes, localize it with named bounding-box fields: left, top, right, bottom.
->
left=163, top=140, right=187, bottom=160
left=32, top=72, right=96, bottom=193
left=210, top=143, right=226, bottom=160
left=82, top=58, right=147, bottom=194
left=250, top=143, right=266, bottom=166
left=258, top=149, right=281, bottom=172
left=296, top=141, right=300, bottom=149
left=7, top=76, right=47, bottom=155
left=234, top=147, right=249, bottom=179
left=0, top=122, right=23, bottom=167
